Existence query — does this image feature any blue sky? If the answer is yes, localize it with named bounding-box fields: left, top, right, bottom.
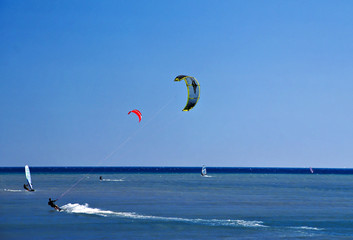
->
left=1, top=0, right=353, bottom=167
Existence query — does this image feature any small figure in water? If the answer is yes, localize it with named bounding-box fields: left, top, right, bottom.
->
left=23, top=184, right=34, bottom=192
left=99, top=176, right=103, bottom=181
left=48, top=198, right=62, bottom=211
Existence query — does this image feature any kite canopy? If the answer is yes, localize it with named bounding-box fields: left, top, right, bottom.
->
left=128, top=109, right=142, bottom=122
left=174, top=75, right=200, bottom=111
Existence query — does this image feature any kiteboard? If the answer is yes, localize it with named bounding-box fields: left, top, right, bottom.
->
left=55, top=206, right=62, bottom=212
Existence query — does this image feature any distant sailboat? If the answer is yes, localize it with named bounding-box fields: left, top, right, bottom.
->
left=24, top=165, right=35, bottom=191
left=310, top=167, right=314, bottom=174
left=201, top=165, right=207, bottom=177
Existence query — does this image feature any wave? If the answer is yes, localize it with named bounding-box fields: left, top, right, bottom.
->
left=60, top=203, right=266, bottom=228
left=3, top=189, right=23, bottom=192
left=102, top=179, right=125, bottom=182
left=290, top=226, right=324, bottom=231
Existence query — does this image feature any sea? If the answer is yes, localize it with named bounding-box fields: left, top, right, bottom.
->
left=1, top=167, right=353, bottom=240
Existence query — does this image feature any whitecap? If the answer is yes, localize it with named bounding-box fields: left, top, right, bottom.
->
left=291, top=226, right=324, bottom=231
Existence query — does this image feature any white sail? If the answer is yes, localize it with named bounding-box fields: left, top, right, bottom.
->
left=201, top=165, right=207, bottom=176
left=25, top=165, right=33, bottom=190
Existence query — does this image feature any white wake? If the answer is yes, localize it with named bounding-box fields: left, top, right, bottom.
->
left=3, top=189, right=23, bottom=192
left=60, top=203, right=266, bottom=228
left=102, top=179, right=125, bottom=182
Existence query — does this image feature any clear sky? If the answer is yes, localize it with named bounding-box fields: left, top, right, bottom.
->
left=1, top=0, right=353, bottom=167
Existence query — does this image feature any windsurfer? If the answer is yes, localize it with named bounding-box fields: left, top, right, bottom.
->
left=48, top=198, right=61, bottom=211
left=24, top=184, right=34, bottom=192
left=201, top=166, right=207, bottom=176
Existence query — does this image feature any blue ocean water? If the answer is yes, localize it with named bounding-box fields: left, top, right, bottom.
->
left=1, top=167, right=353, bottom=239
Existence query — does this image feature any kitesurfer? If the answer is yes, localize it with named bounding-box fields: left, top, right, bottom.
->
left=48, top=198, right=61, bottom=211
left=99, top=176, right=103, bottom=181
